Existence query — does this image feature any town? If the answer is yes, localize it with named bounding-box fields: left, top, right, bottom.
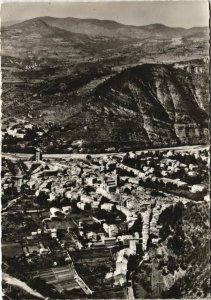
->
left=2, top=146, right=209, bottom=299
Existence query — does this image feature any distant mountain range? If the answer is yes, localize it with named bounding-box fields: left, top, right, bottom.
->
left=3, top=16, right=209, bottom=39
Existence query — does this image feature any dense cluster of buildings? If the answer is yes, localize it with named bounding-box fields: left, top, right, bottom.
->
left=2, top=146, right=209, bottom=297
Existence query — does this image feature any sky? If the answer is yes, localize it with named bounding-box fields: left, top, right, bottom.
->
left=1, top=1, right=209, bottom=28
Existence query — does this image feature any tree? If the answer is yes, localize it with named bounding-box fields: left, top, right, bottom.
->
left=59, top=82, right=67, bottom=92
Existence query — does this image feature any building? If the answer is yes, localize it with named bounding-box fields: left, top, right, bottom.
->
left=13, top=174, right=24, bottom=192
left=86, top=177, right=97, bottom=186
left=103, top=176, right=118, bottom=193
left=77, top=202, right=86, bottom=210
left=35, top=148, right=42, bottom=162
left=103, top=223, right=118, bottom=237
left=87, top=232, right=97, bottom=240
left=129, top=239, right=137, bottom=254
left=81, top=195, right=93, bottom=204
left=91, top=199, right=100, bottom=209
left=102, top=237, right=117, bottom=247
left=191, top=184, right=206, bottom=193
left=101, top=203, right=114, bottom=211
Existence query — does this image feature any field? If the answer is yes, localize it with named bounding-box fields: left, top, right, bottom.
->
left=2, top=243, right=23, bottom=257
left=39, top=264, right=80, bottom=293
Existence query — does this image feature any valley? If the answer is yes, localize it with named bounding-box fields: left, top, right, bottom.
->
left=1, top=17, right=209, bottom=153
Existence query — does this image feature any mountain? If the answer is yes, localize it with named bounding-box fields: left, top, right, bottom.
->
left=2, top=63, right=208, bottom=153
left=2, top=17, right=208, bottom=71
left=1, top=18, right=97, bottom=63
left=4, top=17, right=208, bottom=40
left=36, top=16, right=208, bottom=39
left=2, top=18, right=91, bottom=41
left=80, top=63, right=208, bottom=150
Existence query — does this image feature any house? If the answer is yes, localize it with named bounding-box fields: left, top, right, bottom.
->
left=13, top=174, right=24, bottom=192
left=129, top=152, right=137, bottom=159
left=166, top=150, right=174, bottom=157
left=40, top=247, right=49, bottom=255
left=103, top=176, right=118, bottom=193
left=129, top=239, right=137, bottom=254
left=85, top=177, right=97, bottom=186
left=116, top=205, right=137, bottom=222
left=37, top=131, right=44, bottom=136
left=189, top=164, right=197, bottom=171
left=50, top=228, right=57, bottom=238
left=81, top=195, right=93, bottom=204
left=48, top=193, right=56, bottom=202
left=16, top=133, right=25, bottom=139
left=191, top=184, right=206, bottom=193
left=204, top=194, right=209, bottom=202
left=91, top=199, right=100, bottom=209
left=7, top=127, right=17, bottom=137
left=101, top=203, right=114, bottom=211
left=35, top=148, right=42, bottom=162
left=50, top=207, right=65, bottom=219
left=128, top=177, right=139, bottom=185
left=103, top=223, right=118, bottom=237
left=116, top=255, right=128, bottom=273
left=25, top=123, right=33, bottom=129
left=77, top=202, right=86, bottom=210
left=152, top=238, right=160, bottom=245
left=87, top=232, right=97, bottom=240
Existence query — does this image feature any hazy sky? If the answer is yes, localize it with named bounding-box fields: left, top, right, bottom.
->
left=1, top=1, right=209, bottom=28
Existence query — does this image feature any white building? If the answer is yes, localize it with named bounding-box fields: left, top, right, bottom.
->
left=77, top=202, right=86, bottom=210
left=101, top=203, right=114, bottom=211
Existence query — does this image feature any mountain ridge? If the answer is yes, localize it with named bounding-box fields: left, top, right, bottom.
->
left=4, top=16, right=209, bottom=39
left=5, top=16, right=208, bottom=30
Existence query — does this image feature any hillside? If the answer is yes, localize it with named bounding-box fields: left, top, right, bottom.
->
left=2, top=63, right=209, bottom=153
left=88, top=64, right=208, bottom=146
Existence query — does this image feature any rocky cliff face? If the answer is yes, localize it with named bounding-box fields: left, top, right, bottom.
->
left=83, top=63, right=209, bottom=150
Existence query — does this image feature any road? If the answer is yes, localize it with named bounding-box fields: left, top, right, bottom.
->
left=2, top=197, right=20, bottom=212
left=1, top=145, right=208, bottom=160
left=2, top=272, right=45, bottom=299
left=127, top=286, right=135, bottom=300
left=67, top=255, right=93, bottom=295
left=74, top=276, right=93, bottom=295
